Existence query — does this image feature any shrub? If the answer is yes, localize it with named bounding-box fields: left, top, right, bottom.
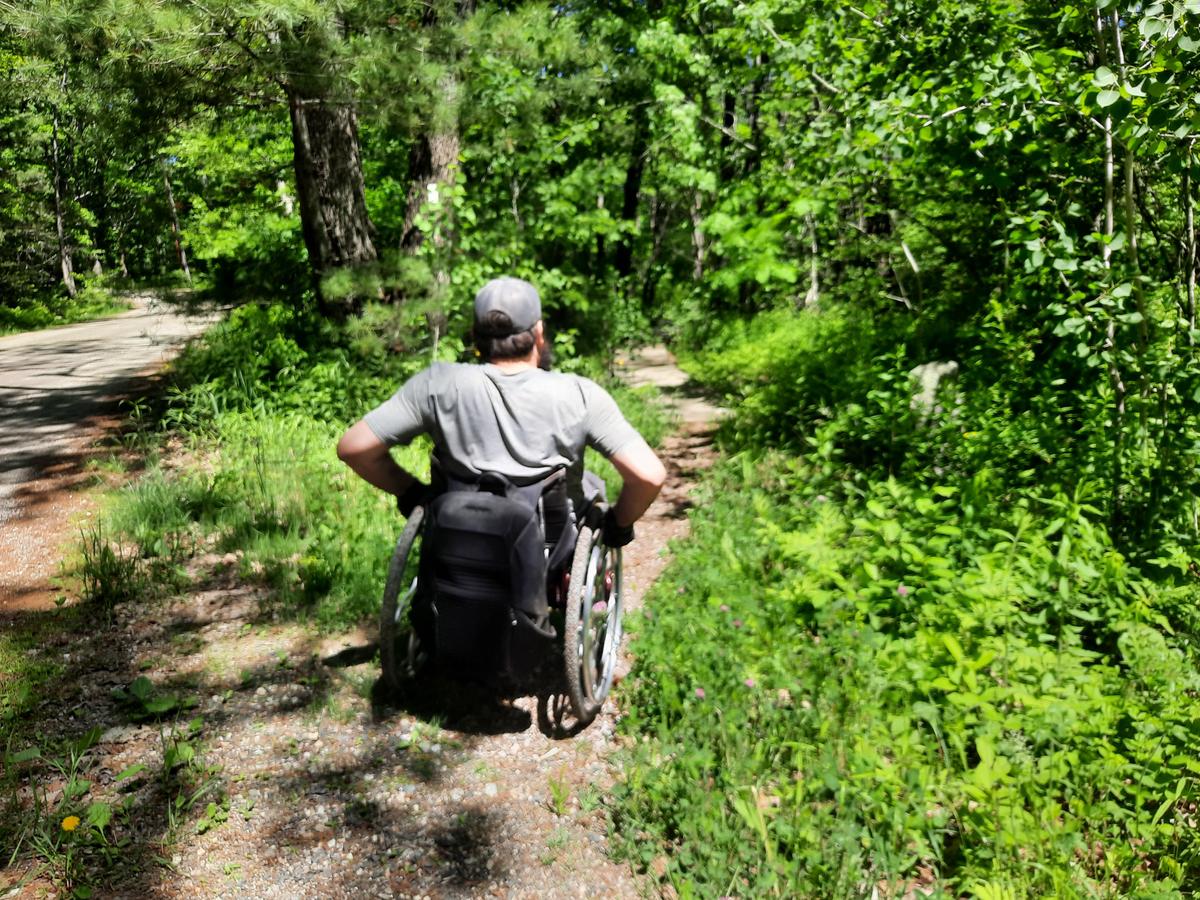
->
left=614, top=454, right=1200, bottom=897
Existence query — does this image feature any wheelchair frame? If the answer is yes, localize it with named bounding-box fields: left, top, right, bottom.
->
left=378, top=501, right=625, bottom=724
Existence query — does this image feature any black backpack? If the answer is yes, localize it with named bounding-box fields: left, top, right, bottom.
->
left=412, top=469, right=576, bottom=683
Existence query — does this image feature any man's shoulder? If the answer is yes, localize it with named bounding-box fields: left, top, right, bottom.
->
left=417, top=363, right=608, bottom=402
left=535, top=369, right=611, bottom=401
left=421, top=361, right=483, bottom=384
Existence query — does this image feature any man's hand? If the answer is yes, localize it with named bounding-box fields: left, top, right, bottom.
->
left=396, top=480, right=432, bottom=517
left=601, top=507, right=635, bottom=548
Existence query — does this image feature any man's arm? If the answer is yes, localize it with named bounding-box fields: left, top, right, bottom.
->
left=608, top=439, right=667, bottom=527
left=336, top=420, right=419, bottom=497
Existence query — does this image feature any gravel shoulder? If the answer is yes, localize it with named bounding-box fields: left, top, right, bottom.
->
left=1, top=347, right=721, bottom=899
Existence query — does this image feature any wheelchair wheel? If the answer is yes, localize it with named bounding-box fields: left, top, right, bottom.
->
left=564, top=522, right=624, bottom=723
left=379, top=506, right=426, bottom=694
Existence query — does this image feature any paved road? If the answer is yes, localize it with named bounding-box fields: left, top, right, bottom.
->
left=0, top=295, right=221, bottom=525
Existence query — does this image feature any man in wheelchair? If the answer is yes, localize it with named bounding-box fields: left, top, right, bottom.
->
left=337, top=277, right=666, bottom=710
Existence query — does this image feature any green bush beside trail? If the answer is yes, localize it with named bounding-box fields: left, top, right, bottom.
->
left=0, top=288, right=129, bottom=335
left=614, top=308, right=1200, bottom=898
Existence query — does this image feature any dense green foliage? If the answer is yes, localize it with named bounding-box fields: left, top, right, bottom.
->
left=617, top=368, right=1200, bottom=894
left=0, top=288, right=127, bottom=334
left=4, top=0, right=1200, bottom=895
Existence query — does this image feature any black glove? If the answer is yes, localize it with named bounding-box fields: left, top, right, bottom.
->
left=396, top=480, right=431, bottom=518
left=601, top=507, right=635, bottom=548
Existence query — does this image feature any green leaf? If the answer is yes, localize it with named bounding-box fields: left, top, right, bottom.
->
left=129, top=676, right=153, bottom=701
left=1150, top=778, right=1186, bottom=825
left=1097, top=89, right=1122, bottom=108
left=86, top=802, right=112, bottom=830
left=943, top=634, right=965, bottom=663
left=71, top=727, right=103, bottom=755
left=1093, top=66, right=1117, bottom=87
left=116, top=763, right=147, bottom=781
left=7, top=746, right=42, bottom=764
left=64, top=777, right=92, bottom=800
left=976, top=734, right=996, bottom=770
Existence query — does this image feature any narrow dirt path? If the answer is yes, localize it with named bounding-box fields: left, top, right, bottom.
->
left=1, top=347, right=722, bottom=899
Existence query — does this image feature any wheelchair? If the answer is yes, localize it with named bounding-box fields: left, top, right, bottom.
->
left=378, top=464, right=625, bottom=725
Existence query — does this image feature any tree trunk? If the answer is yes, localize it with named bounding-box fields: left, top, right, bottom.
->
left=639, top=193, right=670, bottom=308
left=690, top=191, right=706, bottom=281
left=614, top=113, right=647, bottom=279
left=400, top=87, right=461, bottom=255
left=719, top=92, right=737, bottom=185
left=399, top=0, right=474, bottom=272
left=1096, top=12, right=1124, bottom=533
left=595, top=192, right=607, bottom=277
left=802, top=211, right=819, bottom=309
left=162, top=161, right=192, bottom=286
left=287, top=88, right=377, bottom=317
left=50, top=81, right=77, bottom=299
left=743, top=54, right=767, bottom=178
left=1111, top=14, right=1147, bottom=353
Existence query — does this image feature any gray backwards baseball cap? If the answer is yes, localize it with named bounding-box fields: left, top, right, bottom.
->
left=474, top=277, right=541, bottom=336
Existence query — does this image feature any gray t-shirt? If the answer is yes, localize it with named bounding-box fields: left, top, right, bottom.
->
left=363, top=362, right=644, bottom=486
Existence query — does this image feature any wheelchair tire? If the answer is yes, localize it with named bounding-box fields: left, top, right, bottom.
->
left=379, top=506, right=425, bottom=695
left=564, top=522, right=624, bottom=723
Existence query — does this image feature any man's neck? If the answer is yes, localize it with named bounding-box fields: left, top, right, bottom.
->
left=489, top=352, right=539, bottom=372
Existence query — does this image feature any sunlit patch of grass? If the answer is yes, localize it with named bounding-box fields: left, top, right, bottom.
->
left=0, top=288, right=131, bottom=336
left=0, top=627, right=64, bottom=727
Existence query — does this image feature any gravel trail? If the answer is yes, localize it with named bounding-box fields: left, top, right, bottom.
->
left=0, top=293, right=219, bottom=610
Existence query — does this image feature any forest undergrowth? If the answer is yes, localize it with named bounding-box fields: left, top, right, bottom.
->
left=611, top=309, right=1200, bottom=898
left=0, top=285, right=129, bottom=335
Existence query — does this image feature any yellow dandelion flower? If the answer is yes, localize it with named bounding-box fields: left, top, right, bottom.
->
left=61, top=815, right=81, bottom=832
